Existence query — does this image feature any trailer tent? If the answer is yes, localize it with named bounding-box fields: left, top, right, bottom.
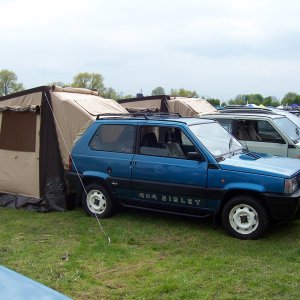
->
left=0, top=86, right=127, bottom=211
left=118, top=95, right=217, bottom=116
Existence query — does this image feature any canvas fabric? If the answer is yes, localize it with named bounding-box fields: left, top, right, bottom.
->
left=121, top=99, right=162, bottom=111
left=0, top=87, right=128, bottom=210
left=51, top=91, right=127, bottom=169
left=52, top=85, right=99, bottom=96
left=167, top=98, right=217, bottom=117
left=0, top=92, right=42, bottom=199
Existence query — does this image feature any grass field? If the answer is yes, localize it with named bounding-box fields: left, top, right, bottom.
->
left=0, top=207, right=299, bottom=299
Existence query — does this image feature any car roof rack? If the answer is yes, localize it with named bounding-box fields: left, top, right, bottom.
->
left=96, top=112, right=182, bottom=120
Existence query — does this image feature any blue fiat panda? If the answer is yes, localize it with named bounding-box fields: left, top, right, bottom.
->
left=67, top=114, right=300, bottom=239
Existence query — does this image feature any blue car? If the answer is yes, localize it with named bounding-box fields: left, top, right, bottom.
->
left=0, top=265, right=72, bottom=300
left=67, top=113, right=300, bottom=239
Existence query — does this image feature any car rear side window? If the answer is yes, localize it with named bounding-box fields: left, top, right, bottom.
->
left=90, top=124, right=136, bottom=153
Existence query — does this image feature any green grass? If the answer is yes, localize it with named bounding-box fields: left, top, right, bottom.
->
left=0, top=207, right=299, bottom=300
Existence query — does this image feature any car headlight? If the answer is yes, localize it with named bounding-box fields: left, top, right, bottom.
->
left=284, top=177, right=299, bottom=194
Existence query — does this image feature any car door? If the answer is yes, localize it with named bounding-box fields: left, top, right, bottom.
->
left=88, top=123, right=136, bottom=200
left=237, top=119, right=288, bottom=156
left=127, top=124, right=208, bottom=214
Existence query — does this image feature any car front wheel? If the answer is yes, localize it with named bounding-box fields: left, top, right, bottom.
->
left=222, top=196, right=269, bottom=239
left=82, top=183, right=114, bottom=218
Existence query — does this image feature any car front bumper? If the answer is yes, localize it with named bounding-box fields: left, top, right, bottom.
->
left=262, top=189, right=300, bottom=222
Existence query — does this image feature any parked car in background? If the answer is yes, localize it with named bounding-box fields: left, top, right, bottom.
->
left=67, top=113, right=300, bottom=239
left=203, top=112, right=300, bottom=158
left=219, top=106, right=300, bottom=128
left=271, top=108, right=300, bottom=127
left=0, top=265, right=72, bottom=300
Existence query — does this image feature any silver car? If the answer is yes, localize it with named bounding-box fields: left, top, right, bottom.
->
left=202, top=112, right=300, bottom=158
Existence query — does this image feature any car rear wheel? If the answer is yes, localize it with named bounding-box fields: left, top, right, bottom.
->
left=222, top=196, right=269, bottom=239
left=82, top=183, right=114, bottom=218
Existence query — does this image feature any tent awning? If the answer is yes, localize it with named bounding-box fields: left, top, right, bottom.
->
left=0, top=105, right=40, bottom=113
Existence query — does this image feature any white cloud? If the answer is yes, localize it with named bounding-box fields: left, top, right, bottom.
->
left=1, top=0, right=300, bottom=99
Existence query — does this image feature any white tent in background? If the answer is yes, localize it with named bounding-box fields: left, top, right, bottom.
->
left=246, top=103, right=259, bottom=108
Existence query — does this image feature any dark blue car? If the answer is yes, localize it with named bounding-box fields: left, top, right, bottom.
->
left=67, top=114, right=300, bottom=239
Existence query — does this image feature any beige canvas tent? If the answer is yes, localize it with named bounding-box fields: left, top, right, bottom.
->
left=0, top=86, right=127, bottom=211
left=118, top=95, right=217, bottom=116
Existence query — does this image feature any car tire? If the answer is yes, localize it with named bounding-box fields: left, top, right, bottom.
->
left=82, top=183, right=114, bottom=218
left=222, top=195, right=269, bottom=239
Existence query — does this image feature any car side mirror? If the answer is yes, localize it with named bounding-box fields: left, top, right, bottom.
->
left=187, top=152, right=203, bottom=161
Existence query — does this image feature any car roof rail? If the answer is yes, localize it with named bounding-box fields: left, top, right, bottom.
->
left=96, top=112, right=182, bottom=120
left=220, top=107, right=276, bottom=114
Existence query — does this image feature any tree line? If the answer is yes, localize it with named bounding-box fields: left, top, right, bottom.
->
left=0, top=69, right=299, bottom=106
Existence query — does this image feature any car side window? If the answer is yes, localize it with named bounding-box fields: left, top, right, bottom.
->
left=256, top=121, right=285, bottom=143
left=139, top=126, right=197, bottom=159
left=236, top=119, right=285, bottom=144
left=236, top=120, right=255, bottom=141
left=217, top=119, right=234, bottom=134
left=90, top=124, right=136, bottom=153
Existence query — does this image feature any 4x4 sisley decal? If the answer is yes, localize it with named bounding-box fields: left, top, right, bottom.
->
left=136, top=192, right=205, bottom=207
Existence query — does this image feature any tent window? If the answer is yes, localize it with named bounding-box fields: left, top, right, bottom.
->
left=0, top=111, right=37, bottom=152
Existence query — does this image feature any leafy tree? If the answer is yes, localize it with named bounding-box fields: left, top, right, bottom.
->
left=102, top=87, right=120, bottom=100
left=230, top=94, right=265, bottom=106
left=72, top=72, right=105, bottom=95
left=228, top=97, right=245, bottom=105
left=151, top=86, right=165, bottom=96
left=244, top=94, right=263, bottom=105
left=206, top=98, right=221, bottom=106
left=119, top=94, right=134, bottom=100
left=0, top=69, right=24, bottom=96
left=253, top=94, right=264, bottom=104
left=49, top=81, right=66, bottom=87
left=169, top=88, right=177, bottom=96
left=170, top=88, right=198, bottom=98
left=229, top=93, right=281, bottom=107
left=282, top=92, right=300, bottom=105
left=263, top=96, right=280, bottom=107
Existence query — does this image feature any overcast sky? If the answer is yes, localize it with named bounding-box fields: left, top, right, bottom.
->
left=1, top=0, right=300, bottom=101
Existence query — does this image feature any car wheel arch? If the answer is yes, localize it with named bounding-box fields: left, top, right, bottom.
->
left=217, top=189, right=270, bottom=218
left=221, top=194, right=270, bottom=239
left=78, top=176, right=115, bottom=206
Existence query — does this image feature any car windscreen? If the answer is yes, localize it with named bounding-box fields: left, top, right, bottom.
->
left=273, top=117, right=300, bottom=144
left=272, top=108, right=300, bottom=128
left=189, top=122, right=244, bottom=157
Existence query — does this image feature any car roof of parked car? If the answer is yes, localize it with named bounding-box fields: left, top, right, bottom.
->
left=204, top=112, right=286, bottom=119
left=95, top=114, right=216, bottom=126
